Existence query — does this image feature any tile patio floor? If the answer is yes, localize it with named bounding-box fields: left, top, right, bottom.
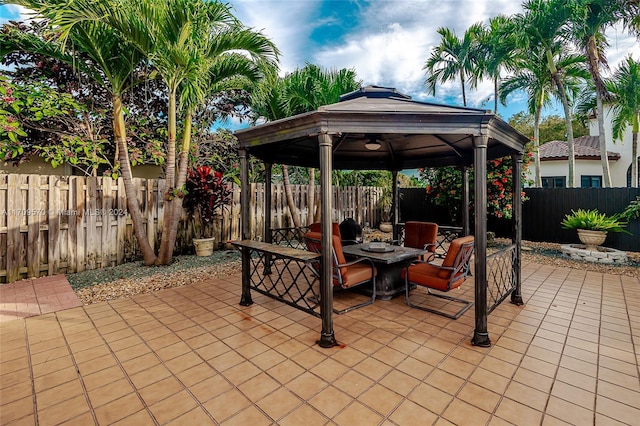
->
left=0, top=261, right=638, bottom=425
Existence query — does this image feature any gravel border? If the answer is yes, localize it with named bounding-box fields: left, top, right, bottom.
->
left=67, top=239, right=638, bottom=305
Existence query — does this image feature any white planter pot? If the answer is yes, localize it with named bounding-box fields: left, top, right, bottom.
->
left=577, top=229, right=607, bottom=248
left=193, top=237, right=216, bottom=256
left=379, top=222, right=393, bottom=233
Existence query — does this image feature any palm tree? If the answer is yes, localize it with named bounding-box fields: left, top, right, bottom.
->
left=17, top=0, right=278, bottom=265
left=133, top=0, right=278, bottom=264
left=516, top=0, right=587, bottom=187
left=607, top=56, right=640, bottom=187
left=250, top=64, right=361, bottom=227
left=501, top=51, right=587, bottom=187
left=11, top=0, right=158, bottom=264
left=424, top=24, right=484, bottom=107
left=569, top=0, right=637, bottom=187
left=475, top=15, right=519, bottom=114
left=501, top=52, right=554, bottom=187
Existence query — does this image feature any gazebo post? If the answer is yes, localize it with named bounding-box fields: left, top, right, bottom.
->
left=264, top=162, right=273, bottom=275
left=318, top=133, right=337, bottom=348
left=239, top=148, right=253, bottom=306
left=461, top=166, right=470, bottom=235
left=511, top=153, right=524, bottom=306
left=472, top=135, right=491, bottom=347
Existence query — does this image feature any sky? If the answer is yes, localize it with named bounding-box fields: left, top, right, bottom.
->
left=2, top=0, right=639, bottom=125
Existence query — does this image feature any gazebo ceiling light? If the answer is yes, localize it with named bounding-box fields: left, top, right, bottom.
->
left=364, top=135, right=381, bottom=151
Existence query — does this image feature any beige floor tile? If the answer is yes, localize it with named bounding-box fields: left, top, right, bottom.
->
left=359, top=384, right=403, bottom=417
left=0, top=396, right=34, bottom=424
left=545, top=396, right=594, bottom=425
left=408, top=382, right=453, bottom=415
left=307, top=385, right=354, bottom=418
left=425, top=369, right=465, bottom=395
left=237, top=371, right=282, bottom=400
left=278, top=403, right=329, bottom=426
left=36, top=379, right=84, bottom=410
left=442, top=398, right=491, bottom=426
left=149, top=390, right=198, bottom=424
left=332, top=369, right=373, bottom=398
left=379, top=369, right=420, bottom=396
left=353, top=356, right=393, bottom=381
left=389, top=399, right=439, bottom=425
left=333, top=401, right=383, bottom=425
left=495, top=397, right=543, bottom=426
left=457, top=382, right=501, bottom=413
left=138, top=376, right=184, bottom=406
left=37, top=394, right=89, bottom=426
left=203, top=388, right=251, bottom=423
left=256, top=387, right=303, bottom=420
left=596, top=394, right=640, bottom=425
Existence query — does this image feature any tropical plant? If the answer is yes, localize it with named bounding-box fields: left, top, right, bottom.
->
left=183, top=166, right=232, bottom=239
left=17, top=0, right=279, bottom=265
left=420, top=152, right=532, bottom=221
left=474, top=15, right=519, bottom=114
left=561, top=208, right=629, bottom=233
left=515, top=0, right=587, bottom=187
left=607, top=56, right=640, bottom=188
left=621, top=196, right=640, bottom=220
left=569, top=0, right=639, bottom=187
left=250, top=63, right=361, bottom=226
left=424, top=24, right=484, bottom=107
left=502, top=51, right=588, bottom=187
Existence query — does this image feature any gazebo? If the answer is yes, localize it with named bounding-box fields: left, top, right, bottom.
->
left=234, top=86, right=529, bottom=348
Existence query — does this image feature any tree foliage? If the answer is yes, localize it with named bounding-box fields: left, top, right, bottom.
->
left=419, top=152, right=533, bottom=220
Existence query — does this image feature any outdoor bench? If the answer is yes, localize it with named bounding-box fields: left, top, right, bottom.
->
left=232, top=240, right=322, bottom=316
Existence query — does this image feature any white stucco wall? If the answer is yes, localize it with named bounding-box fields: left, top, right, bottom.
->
left=526, top=107, right=636, bottom=187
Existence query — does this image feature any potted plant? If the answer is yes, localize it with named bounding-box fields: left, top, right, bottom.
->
left=183, top=166, right=232, bottom=256
left=561, top=208, right=630, bottom=248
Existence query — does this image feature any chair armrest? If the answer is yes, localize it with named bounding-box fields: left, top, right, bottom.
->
left=338, top=256, right=375, bottom=269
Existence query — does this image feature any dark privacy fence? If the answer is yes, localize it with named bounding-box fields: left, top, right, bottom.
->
left=400, top=187, right=640, bottom=252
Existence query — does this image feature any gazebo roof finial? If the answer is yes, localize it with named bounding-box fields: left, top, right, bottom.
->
left=339, top=85, right=412, bottom=102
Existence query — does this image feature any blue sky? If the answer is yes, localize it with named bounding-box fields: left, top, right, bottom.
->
left=2, top=0, right=639, bottom=124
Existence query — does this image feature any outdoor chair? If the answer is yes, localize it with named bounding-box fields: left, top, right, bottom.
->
left=303, top=231, right=377, bottom=314
left=402, top=235, right=474, bottom=319
left=403, top=221, right=438, bottom=260
left=308, top=222, right=359, bottom=246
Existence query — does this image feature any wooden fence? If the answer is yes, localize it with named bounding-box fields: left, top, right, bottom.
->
left=0, top=174, right=383, bottom=283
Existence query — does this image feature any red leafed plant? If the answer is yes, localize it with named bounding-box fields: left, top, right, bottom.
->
left=184, top=166, right=232, bottom=238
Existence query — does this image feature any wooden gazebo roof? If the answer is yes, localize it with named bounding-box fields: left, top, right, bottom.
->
left=236, top=86, right=529, bottom=170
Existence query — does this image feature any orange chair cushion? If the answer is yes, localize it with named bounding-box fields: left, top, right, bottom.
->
left=402, top=262, right=465, bottom=292
left=404, top=221, right=438, bottom=253
left=342, top=262, right=375, bottom=288
left=438, top=235, right=474, bottom=279
left=304, top=231, right=347, bottom=284
left=309, top=222, right=341, bottom=237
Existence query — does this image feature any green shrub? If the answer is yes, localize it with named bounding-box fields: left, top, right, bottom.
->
left=561, top=209, right=630, bottom=234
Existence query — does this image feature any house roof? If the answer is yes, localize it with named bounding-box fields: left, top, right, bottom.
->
left=235, top=85, right=529, bottom=170
left=539, top=136, right=621, bottom=161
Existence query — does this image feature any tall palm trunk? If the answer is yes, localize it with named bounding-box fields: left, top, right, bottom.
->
left=459, top=70, right=467, bottom=106
left=113, top=95, right=156, bottom=265
left=632, top=116, right=639, bottom=188
left=555, top=76, right=577, bottom=187
left=282, top=165, right=301, bottom=229
left=547, top=50, right=576, bottom=187
left=534, top=100, right=543, bottom=187
left=586, top=35, right=612, bottom=187
left=596, top=94, right=612, bottom=187
left=494, top=78, right=499, bottom=114
left=308, top=168, right=316, bottom=225
left=156, top=89, right=178, bottom=265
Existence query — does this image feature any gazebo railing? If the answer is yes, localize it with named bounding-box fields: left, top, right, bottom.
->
left=270, top=226, right=310, bottom=249
left=236, top=241, right=321, bottom=317
left=486, top=244, right=517, bottom=314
